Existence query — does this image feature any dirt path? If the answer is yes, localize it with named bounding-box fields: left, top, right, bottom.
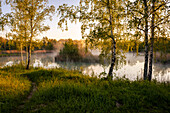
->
left=17, top=82, right=37, bottom=111
left=27, top=83, right=37, bottom=100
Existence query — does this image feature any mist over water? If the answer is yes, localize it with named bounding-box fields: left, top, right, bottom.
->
left=0, top=52, right=169, bottom=82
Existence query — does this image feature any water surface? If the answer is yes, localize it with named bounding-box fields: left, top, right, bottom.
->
left=0, top=52, right=169, bottom=82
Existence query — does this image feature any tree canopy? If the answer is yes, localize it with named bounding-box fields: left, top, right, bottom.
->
left=57, top=0, right=127, bottom=78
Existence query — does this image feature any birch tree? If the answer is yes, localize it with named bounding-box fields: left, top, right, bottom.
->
left=57, top=0, right=126, bottom=79
left=26, top=0, right=55, bottom=69
left=8, top=1, right=30, bottom=64
left=7, top=0, right=55, bottom=69
left=127, top=0, right=169, bottom=81
left=148, top=0, right=169, bottom=81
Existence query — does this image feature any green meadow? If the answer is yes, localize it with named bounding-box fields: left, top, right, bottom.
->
left=0, top=65, right=169, bottom=113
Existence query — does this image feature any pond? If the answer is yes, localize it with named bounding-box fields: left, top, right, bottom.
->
left=0, top=52, right=169, bottom=82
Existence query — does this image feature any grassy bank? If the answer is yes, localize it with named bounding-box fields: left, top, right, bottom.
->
left=0, top=65, right=169, bottom=113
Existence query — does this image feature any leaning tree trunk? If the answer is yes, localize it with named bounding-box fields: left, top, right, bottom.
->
left=107, top=0, right=116, bottom=79
left=143, top=0, right=149, bottom=80
left=148, top=0, right=155, bottom=81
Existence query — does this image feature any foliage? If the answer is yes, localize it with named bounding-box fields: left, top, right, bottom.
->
left=59, top=39, right=81, bottom=62
left=56, top=39, right=99, bottom=63
left=154, top=37, right=170, bottom=63
left=5, top=0, right=55, bottom=69
left=57, top=0, right=127, bottom=77
left=40, top=37, right=55, bottom=50
left=0, top=37, right=17, bottom=50
left=0, top=1, right=9, bottom=31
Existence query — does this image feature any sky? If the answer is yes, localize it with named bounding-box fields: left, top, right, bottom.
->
left=0, top=0, right=82, bottom=40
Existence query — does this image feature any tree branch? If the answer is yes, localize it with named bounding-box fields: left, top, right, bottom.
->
left=137, top=26, right=145, bottom=32
left=149, top=1, right=170, bottom=16
left=150, top=14, right=170, bottom=29
left=154, top=20, right=170, bottom=29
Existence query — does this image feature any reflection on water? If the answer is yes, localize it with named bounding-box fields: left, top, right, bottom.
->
left=0, top=53, right=169, bottom=82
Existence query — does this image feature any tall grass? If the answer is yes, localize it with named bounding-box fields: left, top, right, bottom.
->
left=0, top=66, right=169, bottom=113
left=0, top=65, right=31, bottom=113
left=23, top=68, right=169, bottom=113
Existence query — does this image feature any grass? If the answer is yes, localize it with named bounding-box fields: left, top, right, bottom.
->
left=0, top=65, right=169, bottom=113
left=0, top=65, right=32, bottom=113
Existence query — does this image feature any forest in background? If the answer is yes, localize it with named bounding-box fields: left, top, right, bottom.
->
left=1, top=36, right=169, bottom=63
left=0, top=36, right=55, bottom=51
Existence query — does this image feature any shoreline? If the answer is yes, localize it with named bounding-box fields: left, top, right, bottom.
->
left=0, top=50, right=54, bottom=57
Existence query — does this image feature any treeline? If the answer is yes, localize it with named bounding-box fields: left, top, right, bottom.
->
left=0, top=36, right=56, bottom=51
left=54, top=39, right=85, bottom=52
left=1, top=36, right=169, bottom=54
left=118, top=38, right=170, bottom=53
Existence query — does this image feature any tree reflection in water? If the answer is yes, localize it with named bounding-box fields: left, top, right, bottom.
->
left=0, top=53, right=169, bottom=82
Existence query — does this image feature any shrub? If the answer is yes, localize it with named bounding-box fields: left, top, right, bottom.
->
left=58, top=39, right=81, bottom=62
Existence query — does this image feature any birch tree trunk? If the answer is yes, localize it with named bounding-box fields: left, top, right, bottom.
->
left=26, top=19, right=33, bottom=70
left=26, top=0, right=33, bottom=70
left=143, top=0, right=149, bottom=80
left=148, top=0, right=155, bottom=81
left=107, top=0, right=116, bottom=79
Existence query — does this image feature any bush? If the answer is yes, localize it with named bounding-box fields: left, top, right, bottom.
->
left=58, top=39, right=81, bottom=62
left=55, top=39, right=99, bottom=63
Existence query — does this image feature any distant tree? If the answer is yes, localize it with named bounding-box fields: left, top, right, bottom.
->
left=46, top=41, right=54, bottom=50
left=41, top=37, right=54, bottom=50
left=59, top=39, right=81, bottom=62
left=0, top=37, right=7, bottom=50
